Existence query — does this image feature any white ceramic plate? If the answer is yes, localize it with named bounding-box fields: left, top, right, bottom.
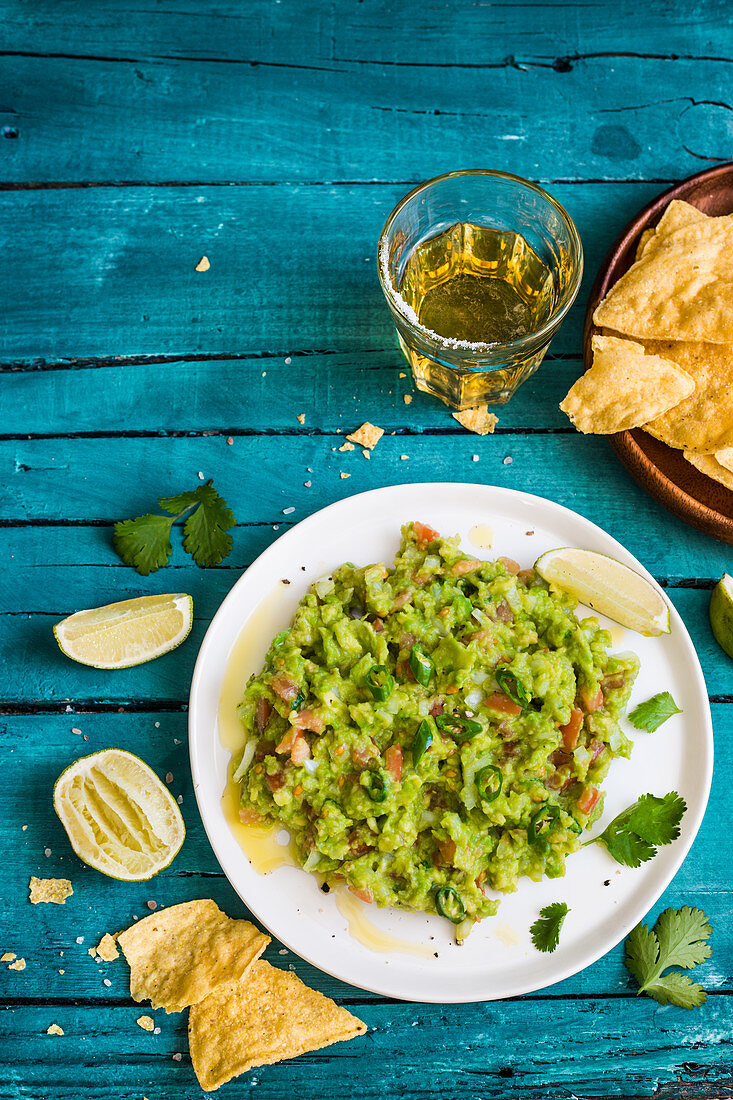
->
left=189, top=483, right=713, bottom=1003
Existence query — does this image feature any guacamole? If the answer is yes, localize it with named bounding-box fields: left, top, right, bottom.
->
left=236, top=522, right=638, bottom=936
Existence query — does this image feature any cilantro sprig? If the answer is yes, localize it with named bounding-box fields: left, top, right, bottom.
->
left=113, top=480, right=236, bottom=575
left=625, top=907, right=711, bottom=1008
left=628, top=692, right=682, bottom=732
left=589, top=792, right=686, bottom=867
left=530, top=902, right=570, bottom=953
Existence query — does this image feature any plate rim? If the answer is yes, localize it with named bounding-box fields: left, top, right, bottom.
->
left=188, top=481, right=713, bottom=1002
left=582, top=161, right=733, bottom=544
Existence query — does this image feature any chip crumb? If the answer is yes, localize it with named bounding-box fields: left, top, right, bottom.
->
left=346, top=422, right=384, bottom=451
left=403, top=395, right=413, bottom=405
left=399, top=372, right=406, bottom=378
left=400, top=455, right=409, bottom=461
left=59, top=969, right=65, bottom=974
left=227, top=436, right=233, bottom=445
left=195, top=256, right=210, bottom=272
left=46, top=1024, right=64, bottom=1036
left=22, top=825, right=28, bottom=831
left=338, top=441, right=355, bottom=452
left=137, top=1015, right=155, bottom=1032
left=363, top=450, right=370, bottom=459
left=1, top=952, right=16, bottom=962
left=340, top=472, right=350, bottom=479
left=296, top=413, right=306, bottom=425
left=90, top=934, right=119, bottom=963
left=9, top=958, right=26, bottom=971
left=29, top=877, right=73, bottom=905
left=451, top=406, right=498, bottom=436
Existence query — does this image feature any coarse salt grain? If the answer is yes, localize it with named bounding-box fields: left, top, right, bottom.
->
left=44, top=848, right=52, bottom=857
left=177, top=795, right=183, bottom=804
left=227, top=436, right=233, bottom=445
left=165, top=773, right=173, bottom=784
left=174, top=738, right=181, bottom=745
left=71, top=727, right=82, bottom=735
left=173, top=1053, right=182, bottom=1062
left=304, top=480, right=311, bottom=487
left=503, top=456, right=513, bottom=465
left=472, top=455, right=479, bottom=462
left=147, top=900, right=157, bottom=911
left=197, top=471, right=204, bottom=480
left=285, top=356, right=291, bottom=365
left=154, top=721, right=160, bottom=728
left=283, top=507, right=295, bottom=515
left=76, top=937, right=84, bottom=944
left=103, top=978, right=112, bottom=987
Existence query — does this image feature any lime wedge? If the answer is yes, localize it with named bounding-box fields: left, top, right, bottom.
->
left=53, top=749, right=185, bottom=881
left=534, top=547, right=670, bottom=636
left=54, top=593, right=193, bottom=669
left=710, top=573, right=733, bottom=659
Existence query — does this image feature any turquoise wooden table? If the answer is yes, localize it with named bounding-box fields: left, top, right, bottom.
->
left=2, top=1, right=732, bottom=1096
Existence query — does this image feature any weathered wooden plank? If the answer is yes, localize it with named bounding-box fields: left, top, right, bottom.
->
left=2, top=433, right=731, bottom=583
left=0, top=706, right=729, bottom=1010
left=3, top=53, right=730, bottom=183
left=2, top=182, right=659, bottom=360
left=5, top=0, right=730, bottom=67
left=2, top=997, right=732, bottom=1100
left=2, top=352, right=579, bottom=434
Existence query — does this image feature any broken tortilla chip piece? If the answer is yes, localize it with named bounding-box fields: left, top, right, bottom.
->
left=451, top=407, right=498, bottom=436
left=641, top=340, right=733, bottom=454
left=636, top=200, right=708, bottom=261
left=559, top=335, right=694, bottom=435
left=89, top=933, right=119, bottom=963
left=117, top=899, right=269, bottom=1013
left=188, top=961, right=366, bottom=1092
left=347, top=422, right=384, bottom=450
left=684, top=451, right=733, bottom=491
left=594, top=216, right=733, bottom=344
left=715, top=446, right=733, bottom=474
left=29, top=877, right=73, bottom=905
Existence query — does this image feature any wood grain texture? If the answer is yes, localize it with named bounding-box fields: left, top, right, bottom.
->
left=3, top=0, right=733, bottom=1095
left=3, top=183, right=658, bottom=360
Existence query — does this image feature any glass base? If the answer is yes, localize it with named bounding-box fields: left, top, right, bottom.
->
left=398, top=334, right=548, bottom=408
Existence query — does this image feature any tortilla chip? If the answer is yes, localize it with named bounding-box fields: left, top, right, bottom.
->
left=715, top=446, right=733, bottom=473
left=560, top=335, right=694, bottom=434
left=641, top=340, right=733, bottom=453
left=684, top=451, right=733, bottom=491
left=347, top=422, right=384, bottom=450
left=637, top=200, right=708, bottom=260
left=594, top=216, right=733, bottom=343
left=89, top=933, right=119, bottom=963
left=117, top=899, right=269, bottom=1013
left=29, top=877, right=73, bottom=905
left=189, top=961, right=366, bottom=1092
left=451, top=407, right=498, bottom=436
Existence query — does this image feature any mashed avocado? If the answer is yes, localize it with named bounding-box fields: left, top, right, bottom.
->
left=236, top=522, right=638, bottom=936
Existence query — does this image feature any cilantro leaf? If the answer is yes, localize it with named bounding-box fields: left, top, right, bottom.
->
left=593, top=791, right=686, bottom=867
left=624, top=907, right=711, bottom=1008
left=112, top=513, right=174, bottom=576
left=181, top=483, right=236, bottom=568
left=642, top=971, right=707, bottom=1009
left=628, top=692, right=682, bottom=732
left=113, top=481, right=236, bottom=574
left=530, top=902, right=570, bottom=953
left=655, top=906, right=712, bottom=970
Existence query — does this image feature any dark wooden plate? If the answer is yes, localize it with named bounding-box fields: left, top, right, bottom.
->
left=582, top=162, right=733, bottom=545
